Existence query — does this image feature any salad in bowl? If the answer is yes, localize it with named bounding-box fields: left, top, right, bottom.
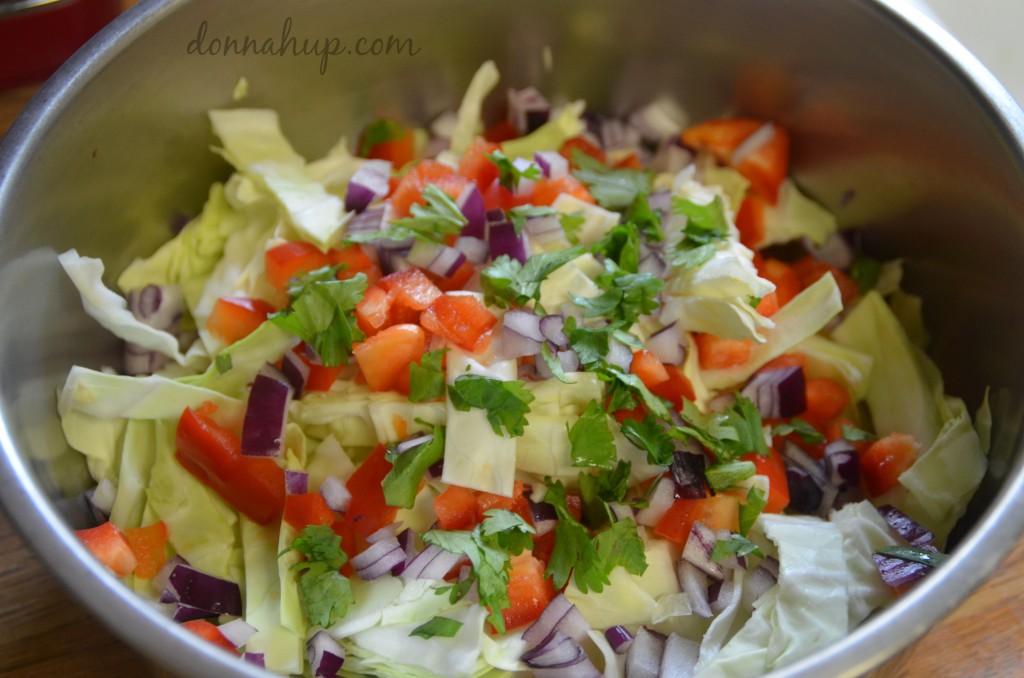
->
left=58, top=61, right=988, bottom=677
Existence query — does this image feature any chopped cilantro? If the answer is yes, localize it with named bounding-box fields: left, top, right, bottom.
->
left=448, top=375, right=535, bottom=437
left=705, top=461, right=757, bottom=493
left=571, top=149, right=652, bottom=209
left=269, top=270, right=367, bottom=367
left=214, top=353, right=232, bottom=374
left=408, top=348, right=448, bottom=402
left=568, top=400, right=618, bottom=469
left=578, top=460, right=632, bottom=527
left=359, top=118, right=406, bottom=157
left=738, top=486, right=767, bottom=537
left=562, top=316, right=613, bottom=368
left=540, top=342, right=576, bottom=384
left=623, top=192, right=665, bottom=243
left=593, top=516, right=648, bottom=577
left=875, top=545, right=948, bottom=568
left=487, top=150, right=542, bottom=191
left=480, top=245, right=586, bottom=309
left=772, top=417, right=826, bottom=445
left=711, top=534, right=764, bottom=563
left=620, top=414, right=676, bottom=466
left=851, top=256, right=883, bottom=294
left=670, top=195, right=729, bottom=269
left=346, top=184, right=466, bottom=245
left=842, top=424, right=877, bottom=442
left=410, top=616, right=464, bottom=639
left=382, top=427, right=445, bottom=509
left=572, top=259, right=663, bottom=325
left=286, top=525, right=354, bottom=628
left=559, top=212, right=585, bottom=244
left=673, top=396, right=767, bottom=462
left=591, top=224, right=642, bottom=273
left=509, top=204, right=557, bottom=235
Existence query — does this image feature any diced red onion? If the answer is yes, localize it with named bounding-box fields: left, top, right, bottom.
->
left=660, top=633, right=700, bottom=678
left=285, top=470, right=309, bottom=495
left=504, top=310, right=545, bottom=341
left=512, top=157, right=540, bottom=194
left=488, top=220, right=530, bottom=264
left=708, top=578, right=736, bottom=616
left=534, top=150, right=569, bottom=180
left=454, top=236, right=489, bottom=264
left=598, top=119, right=642, bottom=153
left=400, top=544, right=466, bottom=581
left=529, top=498, right=558, bottom=537
left=554, top=349, right=581, bottom=374
left=872, top=552, right=931, bottom=588
left=606, top=338, right=633, bottom=373
left=712, top=528, right=746, bottom=571
left=781, top=441, right=829, bottom=488
left=742, top=367, right=806, bottom=420
left=638, top=252, right=667, bottom=279
left=426, top=459, right=444, bottom=480
left=87, top=477, right=116, bottom=516
left=395, top=433, right=435, bottom=455
left=352, top=539, right=406, bottom=581
left=166, top=563, right=242, bottom=617
left=646, top=322, right=686, bottom=366
left=682, top=520, right=725, bottom=579
left=407, top=239, right=467, bottom=278
left=539, top=315, right=568, bottom=348
left=243, top=652, right=265, bottom=668
left=785, top=466, right=825, bottom=515
left=804, top=232, right=854, bottom=270
left=761, top=556, right=780, bottom=579
left=241, top=366, right=293, bottom=458
left=817, top=482, right=840, bottom=518
left=217, top=618, right=258, bottom=648
left=824, top=441, right=859, bottom=490
left=624, top=627, right=667, bottom=678
left=391, top=528, right=417, bottom=576
left=522, top=630, right=584, bottom=667
left=677, top=560, right=712, bottom=618
left=124, top=344, right=171, bottom=376
left=629, top=98, right=687, bottom=143
left=320, top=476, right=352, bottom=513
left=345, top=160, right=392, bottom=213
left=457, top=184, right=487, bottom=238
left=345, top=205, right=385, bottom=234
left=508, top=86, right=551, bottom=134
left=307, top=630, right=345, bottom=678
left=607, top=502, right=635, bottom=523
left=127, top=284, right=182, bottom=330
left=523, top=594, right=590, bottom=650
left=172, top=603, right=215, bottom=622
left=670, top=451, right=707, bottom=499
left=730, top=122, right=775, bottom=166
left=745, top=562, right=778, bottom=603
left=635, top=476, right=676, bottom=527
left=605, top=626, right=634, bottom=654
left=647, top=190, right=675, bottom=222
left=501, top=325, right=542, bottom=360
left=365, top=524, right=401, bottom=544
left=281, top=349, right=311, bottom=399
left=878, top=505, right=935, bottom=548
left=152, top=555, right=189, bottom=596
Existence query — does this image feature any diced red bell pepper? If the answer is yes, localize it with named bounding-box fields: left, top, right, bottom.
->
left=206, top=297, right=275, bottom=345
left=123, top=521, right=168, bottom=580
left=530, top=176, right=595, bottom=207
left=352, top=323, right=427, bottom=392
left=654, top=495, right=740, bottom=545
left=647, top=366, right=696, bottom=411
left=289, top=344, right=344, bottom=392
left=75, top=522, right=138, bottom=577
left=735, top=194, right=767, bottom=249
left=420, top=293, right=498, bottom=353
left=694, top=333, right=753, bottom=370
left=390, top=160, right=470, bottom=217
left=341, top=443, right=397, bottom=539
left=360, top=119, right=416, bottom=167
left=482, top=181, right=534, bottom=211
left=484, top=119, right=521, bottom=143
left=459, top=138, right=501, bottom=187
left=475, top=481, right=532, bottom=525
left=680, top=118, right=764, bottom=163
left=558, top=136, right=606, bottom=167
left=502, top=552, right=556, bottom=632
left=265, top=241, right=331, bottom=291
left=742, top=448, right=790, bottom=513
left=861, top=433, right=919, bottom=497
left=174, top=406, right=286, bottom=525
left=434, top=485, right=480, bottom=531
left=802, top=377, right=850, bottom=427
left=330, top=244, right=380, bottom=284
left=756, top=291, right=780, bottom=318
left=630, top=349, right=670, bottom=390
left=757, top=257, right=802, bottom=308
left=734, top=125, right=789, bottom=204
left=378, top=267, right=443, bottom=324
left=355, top=285, right=393, bottom=336
left=180, top=620, right=239, bottom=654
left=284, top=493, right=336, bottom=531
left=793, top=256, right=860, bottom=307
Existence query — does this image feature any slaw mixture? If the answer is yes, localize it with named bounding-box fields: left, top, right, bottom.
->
left=60, top=62, right=990, bottom=677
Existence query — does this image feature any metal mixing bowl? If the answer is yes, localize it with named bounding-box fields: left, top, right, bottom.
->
left=2, top=0, right=1024, bottom=676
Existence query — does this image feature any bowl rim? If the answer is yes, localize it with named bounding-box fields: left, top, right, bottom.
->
left=1, top=0, right=1024, bottom=676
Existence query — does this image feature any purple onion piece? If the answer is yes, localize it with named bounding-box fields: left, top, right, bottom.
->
left=625, top=627, right=667, bottom=678
left=761, top=556, right=780, bottom=579
left=522, top=594, right=590, bottom=649
left=485, top=208, right=506, bottom=224
left=345, top=160, right=391, bottom=212
left=488, top=220, right=530, bottom=264
left=647, top=189, right=675, bottom=222
left=670, top=451, right=707, bottom=499
left=745, top=563, right=778, bottom=604
left=529, top=498, right=558, bottom=537
left=708, top=578, right=736, bottom=615
left=152, top=555, right=189, bottom=596
left=172, top=603, right=215, bottom=622
left=217, top=618, right=258, bottom=648
left=635, top=477, right=676, bottom=527
left=660, top=633, right=700, bottom=677
left=824, top=441, right=860, bottom=490
left=307, top=630, right=345, bottom=677
left=453, top=235, right=489, bottom=264
left=243, top=652, right=265, bottom=668
left=605, top=625, right=634, bottom=654
left=400, top=544, right=465, bottom=581
left=646, top=322, right=686, bottom=366
left=781, top=440, right=829, bottom=487
left=391, top=528, right=417, bottom=576
left=285, top=470, right=309, bottom=495
left=395, top=433, right=435, bottom=455
left=426, top=459, right=444, bottom=480
left=320, top=476, right=351, bottom=513
left=241, top=366, right=293, bottom=458
left=606, top=338, right=633, bottom=373
left=508, top=86, right=551, bottom=134
left=534, top=150, right=568, bottom=179
left=742, top=366, right=806, bottom=420
left=607, top=502, right=635, bottom=523
left=500, top=324, right=543, bottom=360
left=873, top=552, right=930, bottom=588
left=682, top=520, right=724, bottom=580
left=504, top=309, right=545, bottom=341
left=521, top=630, right=584, bottom=668
left=677, top=560, right=712, bottom=619
left=456, top=184, right=487, bottom=238
left=638, top=252, right=668, bottom=279
left=539, top=315, right=568, bottom=348
left=555, top=350, right=581, bottom=374
left=167, top=564, right=242, bottom=617
left=878, top=505, right=935, bottom=548
left=786, top=466, right=825, bottom=515
left=345, top=205, right=385, bottom=234
left=281, top=350, right=311, bottom=399
left=353, top=543, right=406, bottom=581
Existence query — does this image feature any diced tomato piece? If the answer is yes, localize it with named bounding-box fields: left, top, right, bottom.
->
left=434, top=485, right=480, bottom=531
left=180, top=620, right=238, bottom=654
left=742, top=448, right=790, bottom=513
left=353, top=323, right=427, bottom=392
left=484, top=119, right=520, bottom=143
left=530, top=176, right=595, bottom=207
left=755, top=291, right=780, bottom=317
left=612, top=403, right=646, bottom=424
left=342, top=444, right=398, bottom=538
left=423, top=259, right=477, bottom=293
left=758, top=258, right=802, bottom=308
left=290, top=345, right=344, bottom=392
left=694, top=333, right=754, bottom=370
left=283, top=493, right=336, bottom=531
left=459, top=138, right=501, bottom=187
left=648, top=366, right=696, bottom=410
left=206, top=297, right=275, bottom=345
left=734, top=125, right=789, bottom=204
left=502, top=552, right=556, bottom=631
left=390, top=160, right=460, bottom=217
left=614, top=152, right=643, bottom=170
left=654, top=495, right=740, bottom=544
left=680, top=118, right=764, bottom=163
left=792, top=256, right=859, bottom=307
left=355, top=285, right=392, bottom=336
left=75, top=522, right=137, bottom=577
left=559, top=136, right=606, bottom=167
left=265, top=241, right=331, bottom=291
left=803, top=377, right=850, bottom=425
left=482, top=181, right=534, bottom=211
left=420, top=293, right=498, bottom=353
left=361, top=120, right=416, bottom=167
left=123, top=521, right=168, bottom=580
left=476, top=481, right=532, bottom=525
left=760, top=352, right=806, bottom=372
left=330, top=244, right=379, bottom=283
left=175, top=406, right=286, bottom=525
left=379, top=267, right=443, bottom=317
left=736, top=194, right=767, bottom=249
left=861, top=433, right=919, bottom=497
left=630, top=349, right=670, bottom=390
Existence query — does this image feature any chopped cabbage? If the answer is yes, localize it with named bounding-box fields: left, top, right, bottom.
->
left=449, top=61, right=501, bottom=156
left=502, top=100, right=586, bottom=160
left=759, top=180, right=838, bottom=248
left=829, top=501, right=898, bottom=627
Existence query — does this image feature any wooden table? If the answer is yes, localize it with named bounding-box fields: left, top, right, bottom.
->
left=3, top=72, right=1024, bottom=678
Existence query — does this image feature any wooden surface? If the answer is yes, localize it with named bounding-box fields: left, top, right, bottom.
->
left=3, top=50, right=1024, bottom=678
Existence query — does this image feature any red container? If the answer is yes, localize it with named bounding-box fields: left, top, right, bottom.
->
left=0, top=0, right=123, bottom=91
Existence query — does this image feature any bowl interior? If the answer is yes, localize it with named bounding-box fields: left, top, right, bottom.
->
left=2, top=0, right=1024, bottom=676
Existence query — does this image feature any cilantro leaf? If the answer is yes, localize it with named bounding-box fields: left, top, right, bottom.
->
left=479, top=508, right=535, bottom=555
left=772, top=417, right=826, bottom=445
left=578, top=460, right=632, bottom=527
left=540, top=342, right=576, bottom=384
left=270, top=271, right=367, bottom=367
left=594, top=517, right=648, bottom=577
left=673, top=396, right=766, bottom=462
left=544, top=481, right=605, bottom=592
left=573, top=259, right=663, bottom=326
left=563, top=316, right=613, bottom=368
left=705, top=461, right=757, bottom=493
left=423, top=509, right=534, bottom=634
left=620, top=414, right=676, bottom=466
left=346, top=184, right=467, bottom=245
left=214, top=353, right=232, bottom=374
left=410, top=616, right=464, bottom=639
left=711, top=534, right=764, bottom=563
left=480, top=245, right=586, bottom=309
left=408, top=348, right=448, bottom=402
left=568, top=400, right=618, bottom=469
left=487, top=150, right=542, bottom=192
left=571, top=149, right=652, bottom=209
left=851, top=256, right=883, bottom=294
left=509, top=204, right=557, bottom=236
left=623, top=192, right=664, bottom=243
left=608, top=370, right=670, bottom=420
left=448, top=375, right=535, bottom=437
left=671, top=196, right=729, bottom=269
left=591, top=224, right=642, bottom=273
left=875, top=546, right=948, bottom=568
left=383, top=427, right=445, bottom=509
left=559, top=212, right=585, bottom=244
left=842, top=424, right=877, bottom=442
left=359, top=118, right=406, bottom=157
left=287, top=525, right=354, bottom=627
left=738, top=486, right=767, bottom=537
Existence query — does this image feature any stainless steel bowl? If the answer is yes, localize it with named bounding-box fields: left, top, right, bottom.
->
left=2, top=0, right=1024, bottom=676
